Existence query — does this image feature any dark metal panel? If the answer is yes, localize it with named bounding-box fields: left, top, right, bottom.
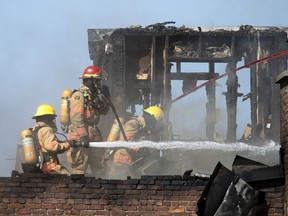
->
left=197, top=162, right=236, bottom=216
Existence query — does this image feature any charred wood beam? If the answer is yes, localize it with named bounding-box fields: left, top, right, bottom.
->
left=162, top=39, right=168, bottom=105
left=168, top=73, right=219, bottom=80
left=250, top=34, right=258, bottom=140
left=256, top=47, right=271, bottom=141
left=162, top=36, right=171, bottom=106
left=176, top=62, right=181, bottom=73
left=198, top=35, right=203, bottom=58
left=112, top=35, right=126, bottom=116
left=150, top=36, right=156, bottom=106
left=226, top=61, right=238, bottom=142
left=206, top=62, right=216, bottom=140
left=145, top=21, right=176, bottom=30
left=168, top=57, right=234, bottom=63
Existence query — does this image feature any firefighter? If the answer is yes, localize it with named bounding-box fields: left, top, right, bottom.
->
left=67, top=65, right=110, bottom=176
left=31, top=104, right=72, bottom=174
left=109, top=106, right=164, bottom=179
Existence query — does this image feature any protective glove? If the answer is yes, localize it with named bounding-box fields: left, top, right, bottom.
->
left=67, top=140, right=77, bottom=147
left=62, top=142, right=70, bottom=151
left=66, top=139, right=89, bottom=148
left=76, top=135, right=90, bottom=147
left=71, top=141, right=88, bottom=148
left=57, top=141, right=71, bottom=154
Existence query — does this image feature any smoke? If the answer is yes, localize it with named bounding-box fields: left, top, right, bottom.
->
left=168, top=61, right=251, bottom=141
left=169, top=88, right=208, bottom=140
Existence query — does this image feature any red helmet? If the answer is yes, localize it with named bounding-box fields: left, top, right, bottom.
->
left=79, top=66, right=102, bottom=79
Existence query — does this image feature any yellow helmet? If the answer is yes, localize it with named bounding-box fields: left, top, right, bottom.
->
left=32, top=104, right=57, bottom=119
left=143, top=106, right=164, bottom=121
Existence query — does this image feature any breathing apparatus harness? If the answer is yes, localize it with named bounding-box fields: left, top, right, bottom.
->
left=30, top=125, right=46, bottom=168
left=32, top=124, right=67, bottom=166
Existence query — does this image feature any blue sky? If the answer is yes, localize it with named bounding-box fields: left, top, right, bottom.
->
left=0, top=0, right=287, bottom=177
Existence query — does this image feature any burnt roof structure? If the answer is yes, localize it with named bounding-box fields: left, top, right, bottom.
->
left=88, top=23, right=288, bottom=142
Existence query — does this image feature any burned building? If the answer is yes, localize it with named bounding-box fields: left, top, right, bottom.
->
left=13, top=23, right=288, bottom=178
left=6, top=24, right=288, bottom=215
left=88, top=23, right=288, bottom=142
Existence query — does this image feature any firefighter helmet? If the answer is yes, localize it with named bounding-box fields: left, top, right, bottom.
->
left=143, top=106, right=164, bottom=121
left=32, top=104, right=57, bottom=119
left=79, top=66, right=102, bottom=79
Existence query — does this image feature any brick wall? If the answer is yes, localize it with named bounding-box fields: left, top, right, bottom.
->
left=0, top=174, right=206, bottom=216
left=0, top=173, right=285, bottom=216
left=262, top=186, right=284, bottom=216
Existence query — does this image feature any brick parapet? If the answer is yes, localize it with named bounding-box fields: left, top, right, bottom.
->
left=0, top=174, right=207, bottom=216
left=0, top=174, right=284, bottom=215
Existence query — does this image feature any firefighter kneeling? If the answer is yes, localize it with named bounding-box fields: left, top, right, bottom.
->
left=108, top=106, right=164, bottom=179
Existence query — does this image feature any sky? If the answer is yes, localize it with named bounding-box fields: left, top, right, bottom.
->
left=0, top=0, right=287, bottom=177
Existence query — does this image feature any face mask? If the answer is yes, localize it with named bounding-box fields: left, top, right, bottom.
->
left=83, top=79, right=102, bottom=92
left=83, top=79, right=95, bottom=90
left=52, top=118, right=58, bottom=133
